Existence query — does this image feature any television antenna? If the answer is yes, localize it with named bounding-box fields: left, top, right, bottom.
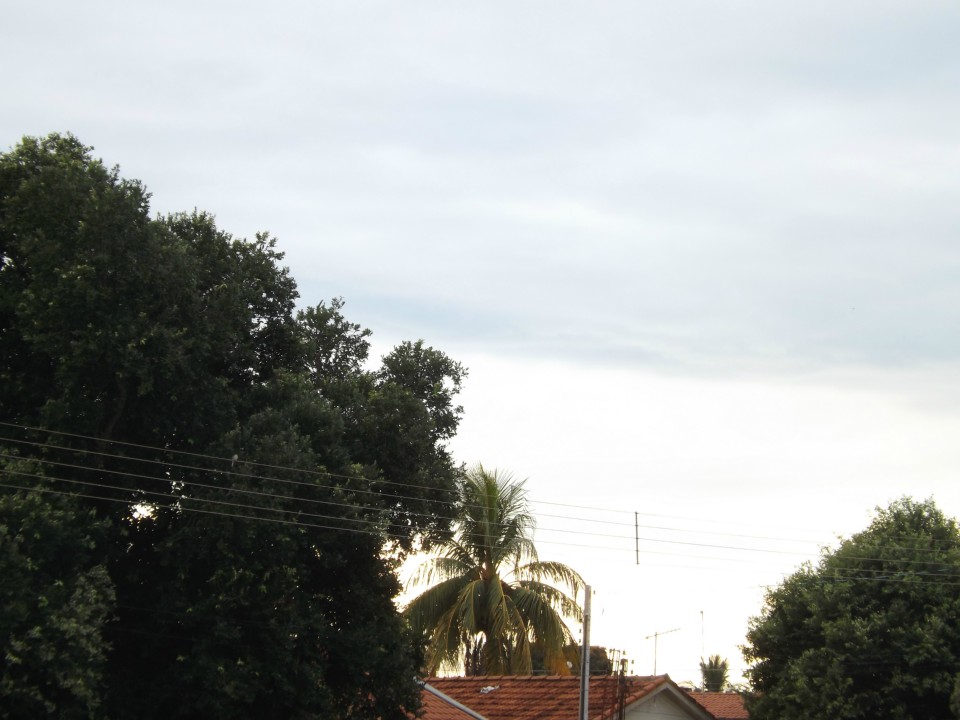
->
left=644, top=627, right=680, bottom=675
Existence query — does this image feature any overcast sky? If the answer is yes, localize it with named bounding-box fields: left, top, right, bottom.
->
left=4, top=0, right=960, bottom=684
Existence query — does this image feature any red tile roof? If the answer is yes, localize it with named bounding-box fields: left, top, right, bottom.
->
left=687, top=692, right=749, bottom=719
left=421, top=675, right=716, bottom=720
left=419, top=686, right=488, bottom=720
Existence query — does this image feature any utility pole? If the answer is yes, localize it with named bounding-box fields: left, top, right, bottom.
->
left=644, top=627, right=680, bottom=675
left=579, top=585, right=591, bottom=720
left=617, top=657, right=628, bottom=720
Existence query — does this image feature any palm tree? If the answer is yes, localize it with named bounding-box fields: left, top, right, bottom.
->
left=404, top=465, right=584, bottom=675
left=700, top=655, right=729, bottom=692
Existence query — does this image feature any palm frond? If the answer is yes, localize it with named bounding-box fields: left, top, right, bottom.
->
left=405, top=574, right=471, bottom=635
left=405, top=555, right=473, bottom=591
left=517, top=560, right=584, bottom=595
left=482, top=576, right=511, bottom=641
left=502, top=593, right=534, bottom=674
left=510, top=584, right=578, bottom=673
left=456, top=578, right=485, bottom=635
left=481, top=635, right=509, bottom=675
left=510, top=632, right=533, bottom=674
left=426, top=604, right=467, bottom=673
left=515, top=579, right=583, bottom=623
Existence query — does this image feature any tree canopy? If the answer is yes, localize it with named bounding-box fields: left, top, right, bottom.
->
left=743, top=497, right=960, bottom=720
left=0, top=133, right=466, bottom=719
left=0, top=475, right=115, bottom=719
left=404, top=465, right=584, bottom=675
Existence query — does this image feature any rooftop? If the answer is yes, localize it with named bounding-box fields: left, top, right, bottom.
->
left=686, top=691, right=749, bottom=720
left=421, top=675, right=715, bottom=720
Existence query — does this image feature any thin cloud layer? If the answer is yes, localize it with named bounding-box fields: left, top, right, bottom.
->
left=3, top=1, right=959, bottom=375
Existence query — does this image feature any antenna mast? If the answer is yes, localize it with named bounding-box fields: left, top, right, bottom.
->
left=644, top=627, right=680, bottom=675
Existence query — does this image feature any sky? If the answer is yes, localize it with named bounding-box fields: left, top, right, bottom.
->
left=4, top=0, right=960, bottom=685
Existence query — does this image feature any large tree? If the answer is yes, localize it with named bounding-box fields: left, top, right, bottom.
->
left=405, top=466, right=584, bottom=675
left=0, top=133, right=464, bottom=718
left=743, top=497, right=960, bottom=720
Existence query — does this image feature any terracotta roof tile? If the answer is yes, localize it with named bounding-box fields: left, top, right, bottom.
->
left=421, top=675, right=677, bottom=720
left=687, top=692, right=749, bottom=719
left=419, top=688, right=487, bottom=720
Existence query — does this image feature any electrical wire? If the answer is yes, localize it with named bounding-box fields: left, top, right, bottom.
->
left=3, top=423, right=960, bottom=575
left=0, top=422, right=839, bottom=545
left=6, top=420, right=945, bottom=554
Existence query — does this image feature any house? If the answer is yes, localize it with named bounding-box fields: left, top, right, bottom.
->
left=419, top=675, right=728, bottom=720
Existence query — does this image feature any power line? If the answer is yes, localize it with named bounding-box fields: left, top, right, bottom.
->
left=1, top=431, right=804, bottom=548
left=3, top=423, right=960, bottom=570
left=1, top=430, right=642, bottom=534
left=0, top=423, right=869, bottom=548
left=5, top=462, right=960, bottom=584
left=7, top=476, right=960, bottom=592
left=0, top=455, right=844, bottom=561
left=0, top=448, right=451, bottom=526
left=0, top=479, right=400, bottom=540
left=0, top=440, right=641, bottom=542
left=0, top=422, right=828, bottom=544
left=0, top=465, right=381, bottom=530
left=0, top=420, right=461, bottom=499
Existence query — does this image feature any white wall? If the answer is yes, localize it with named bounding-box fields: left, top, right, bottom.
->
left=625, top=691, right=708, bottom=720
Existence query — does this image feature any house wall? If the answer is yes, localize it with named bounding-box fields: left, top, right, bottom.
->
left=625, top=692, right=703, bottom=720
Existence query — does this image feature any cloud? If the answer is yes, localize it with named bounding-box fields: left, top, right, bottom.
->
left=4, top=0, right=959, bottom=376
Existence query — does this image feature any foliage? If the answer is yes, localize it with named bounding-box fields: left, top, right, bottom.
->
left=405, top=466, right=584, bottom=675
left=0, top=133, right=465, bottom=718
left=743, top=498, right=960, bottom=720
left=700, top=655, right=729, bottom=692
left=953, top=674, right=960, bottom=718
left=341, top=339, right=467, bottom=549
left=532, top=645, right=612, bottom=676
left=0, top=469, right=115, bottom=720
left=299, top=300, right=467, bottom=549
left=587, top=646, right=614, bottom=676
left=0, top=133, right=299, bottom=448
